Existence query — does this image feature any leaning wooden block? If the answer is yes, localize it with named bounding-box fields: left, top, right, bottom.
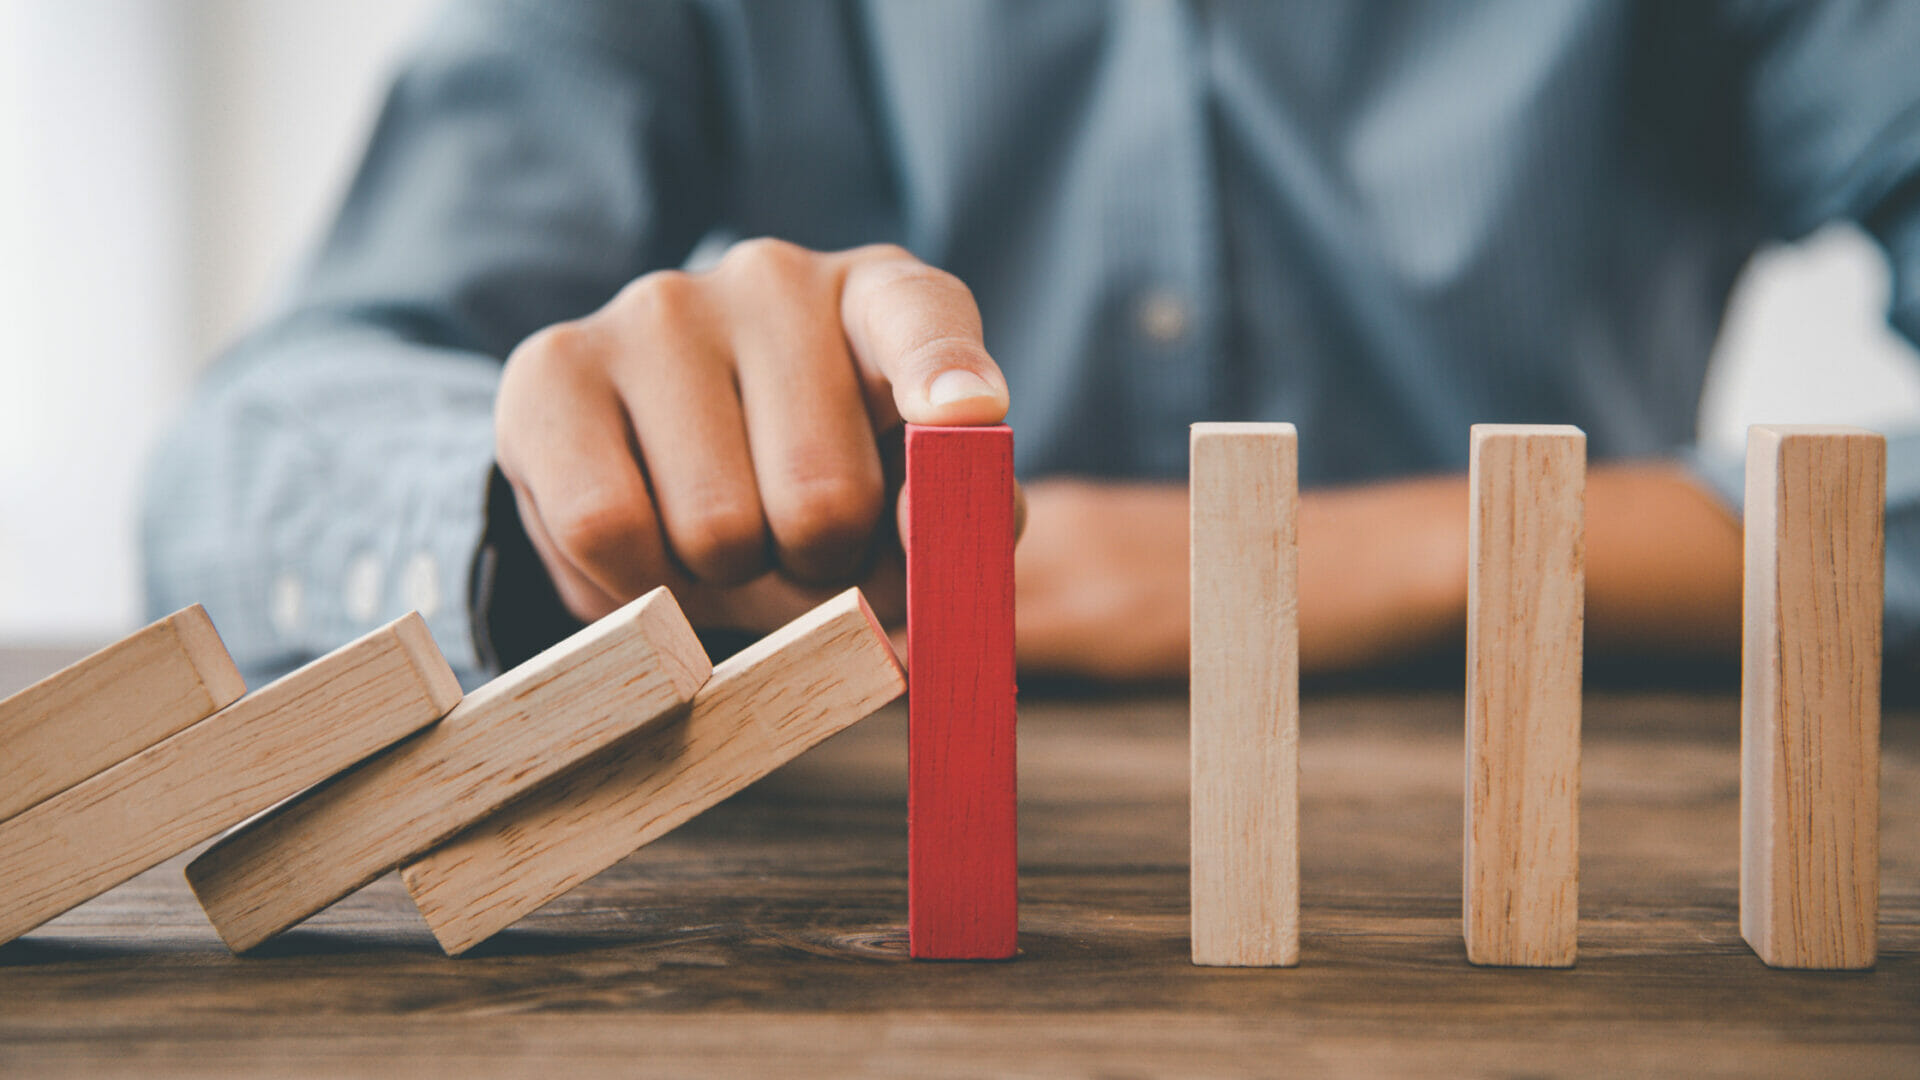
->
left=1741, top=424, right=1884, bottom=969
left=402, top=588, right=904, bottom=956
left=0, top=604, right=244, bottom=822
left=1189, top=422, right=1299, bottom=967
left=1464, top=424, right=1584, bottom=968
left=904, top=423, right=1018, bottom=960
left=0, top=614, right=459, bottom=947
left=185, top=587, right=710, bottom=953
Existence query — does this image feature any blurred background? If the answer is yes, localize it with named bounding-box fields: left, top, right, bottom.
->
left=3, top=0, right=1920, bottom=644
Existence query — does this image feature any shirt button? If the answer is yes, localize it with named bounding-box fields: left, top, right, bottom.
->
left=270, top=574, right=305, bottom=638
left=345, top=553, right=382, bottom=624
left=403, top=552, right=442, bottom=620
left=1135, top=288, right=1191, bottom=345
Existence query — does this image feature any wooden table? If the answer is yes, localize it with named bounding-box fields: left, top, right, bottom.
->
left=0, top=648, right=1914, bottom=1078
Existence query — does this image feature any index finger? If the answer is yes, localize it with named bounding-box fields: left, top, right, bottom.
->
left=837, top=245, right=1010, bottom=428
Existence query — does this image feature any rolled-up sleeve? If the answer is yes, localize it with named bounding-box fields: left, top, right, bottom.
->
left=1683, top=0, right=1920, bottom=673
left=141, top=0, right=722, bottom=684
left=1687, top=435, right=1920, bottom=680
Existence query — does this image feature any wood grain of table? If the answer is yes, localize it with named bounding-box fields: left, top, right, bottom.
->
left=0, top=648, right=1914, bottom=1078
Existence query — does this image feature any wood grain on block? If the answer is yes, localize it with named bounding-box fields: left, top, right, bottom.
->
left=0, top=604, right=245, bottom=823
left=1741, top=424, right=1884, bottom=969
left=1189, top=422, right=1299, bottom=967
left=904, top=423, right=1018, bottom=960
left=402, top=588, right=905, bottom=956
left=185, top=587, right=709, bottom=953
left=1464, top=424, right=1584, bottom=968
left=0, top=614, right=459, bottom=946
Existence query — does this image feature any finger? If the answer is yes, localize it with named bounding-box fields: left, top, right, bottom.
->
left=605, top=271, right=772, bottom=586
left=837, top=245, right=1010, bottom=427
left=508, top=478, right=622, bottom=622
left=893, top=478, right=1027, bottom=546
left=718, top=240, right=886, bottom=583
left=495, top=323, right=681, bottom=602
left=691, top=543, right=906, bottom=634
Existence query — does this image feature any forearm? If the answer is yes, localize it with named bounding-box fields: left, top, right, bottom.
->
left=1011, top=476, right=1471, bottom=679
left=1014, top=462, right=1745, bottom=680
left=1583, top=463, right=1743, bottom=658
left=1309, top=462, right=1746, bottom=664
left=143, top=325, right=499, bottom=684
left=144, top=1, right=729, bottom=683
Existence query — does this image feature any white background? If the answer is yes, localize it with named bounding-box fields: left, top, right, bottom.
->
left=2, top=0, right=1918, bottom=642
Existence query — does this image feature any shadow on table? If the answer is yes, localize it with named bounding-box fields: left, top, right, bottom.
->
left=1018, top=646, right=1757, bottom=701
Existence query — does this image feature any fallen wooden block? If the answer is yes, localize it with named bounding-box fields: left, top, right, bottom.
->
left=1741, top=424, right=1884, bottom=970
left=1463, top=423, right=1584, bottom=968
left=903, top=423, right=1018, bottom=960
left=401, top=588, right=904, bottom=956
left=185, top=587, right=710, bottom=953
left=1189, top=422, right=1299, bottom=967
left=0, top=604, right=245, bottom=823
left=0, top=614, right=459, bottom=947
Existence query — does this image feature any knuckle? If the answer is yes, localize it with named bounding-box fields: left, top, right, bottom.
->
left=607, top=269, right=716, bottom=355
left=509, top=320, right=595, bottom=375
left=496, top=321, right=597, bottom=451
left=718, top=236, right=813, bottom=283
left=772, top=468, right=883, bottom=560
left=548, top=493, right=650, bottom=567
left=852, top=242, right=916, bottom=267
left=670, top=500, right=767, bottom=578
left=552, top=577, right=615, bottom=624
left=614, top=269, right=701, bottom=323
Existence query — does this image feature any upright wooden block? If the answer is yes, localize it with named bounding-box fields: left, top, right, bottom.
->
left=903, top=423, right=1018, bottom=960
left=1741, top=424, right=1884, bottom=970
left=1189, top=422, right=1299, bottom=967
left=1464, top=424, right=1584, bottom=968
left=0, top=614, right=459, bottom=946
left=184, top=588, right=709, bottom=952
left=401, top=589, right=904, bottom=955
left=0, top=605, right=245, bottom=822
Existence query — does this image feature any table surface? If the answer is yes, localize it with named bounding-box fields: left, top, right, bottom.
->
left=0, top=648, right=1914, bottom=1079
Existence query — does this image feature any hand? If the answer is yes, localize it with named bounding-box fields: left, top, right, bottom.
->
left=1015, top=480, right=1192, bottom=679
left=493, top=239, right=1010, bottom=632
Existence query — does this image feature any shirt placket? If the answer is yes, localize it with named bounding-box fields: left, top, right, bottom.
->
left=1108, top=0, right=1222, bottom=478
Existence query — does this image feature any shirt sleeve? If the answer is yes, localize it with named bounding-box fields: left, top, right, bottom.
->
left=1684, top=0, right=1920, bottom=673
left=141, top=0, right=723, bottom=685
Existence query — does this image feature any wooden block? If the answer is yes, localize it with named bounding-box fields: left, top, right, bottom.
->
left=1189, top=422, right=1299, bottom=966
left=185, top=587, right=710, bottom=952
left=903, top=423, right=1018, bottom=960
left=401, top=588, right=905, bottom=956
left=0, top=614, right=459, bottom=946
left=1741, top=424, right=1884, bottom=969
left=0, top=605, right=245, bottom=822
left=1464, top=424, right=1584, bottom=967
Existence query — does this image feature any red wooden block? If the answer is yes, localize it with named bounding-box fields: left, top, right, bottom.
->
left=904, top=423, right=1018, bottom=959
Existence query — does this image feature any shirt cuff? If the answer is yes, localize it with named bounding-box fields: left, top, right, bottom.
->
left=468, top=465, right=585, bottom=673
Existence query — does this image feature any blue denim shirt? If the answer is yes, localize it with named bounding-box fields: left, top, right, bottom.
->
left=143, top=0, right=1920, bottom=683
